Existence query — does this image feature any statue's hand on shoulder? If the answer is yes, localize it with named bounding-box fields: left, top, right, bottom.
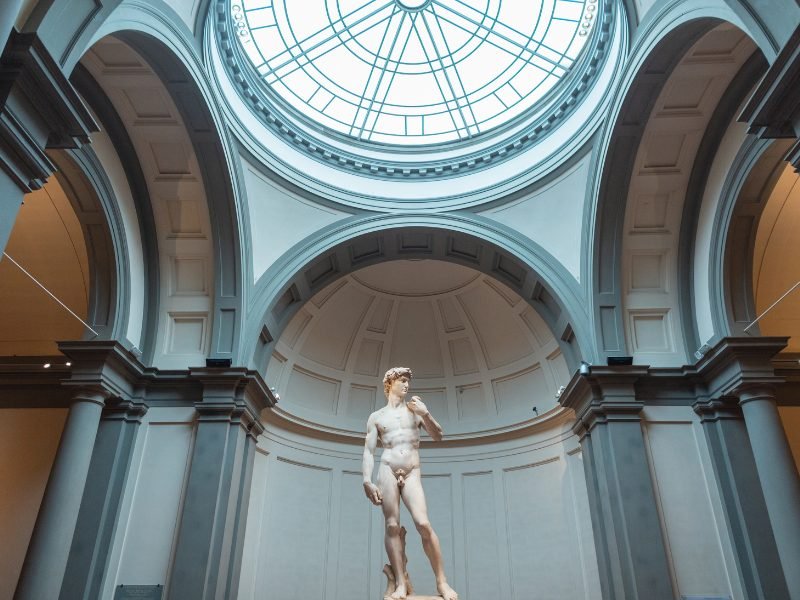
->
left=363, top=481, right=383, bottom=505
left=406, top=396, right=429, bottom=417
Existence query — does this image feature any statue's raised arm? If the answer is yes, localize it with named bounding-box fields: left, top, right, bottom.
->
left=406, top=396, right=443, bottom=442
left=363, top=367, right=457, bottom=600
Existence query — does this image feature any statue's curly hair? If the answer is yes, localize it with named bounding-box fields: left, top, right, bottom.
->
left=383, top=367, right=412, bottom=396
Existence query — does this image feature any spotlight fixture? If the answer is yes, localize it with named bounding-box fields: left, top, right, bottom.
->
left=65, top=362, right=72, bottom=367
left=532, top=406, right=539, bottom=416
left=43, top=363, right=51, bottom=369
left=607, top=356, right=633, bottom=366
left=694, top=343, right=712, bottom=360
left=205, top=358, right=232, bottom=368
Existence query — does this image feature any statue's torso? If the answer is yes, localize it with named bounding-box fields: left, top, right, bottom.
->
left=374, top=404, right=421, bottom=472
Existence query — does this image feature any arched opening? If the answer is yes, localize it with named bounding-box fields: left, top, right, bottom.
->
left=752, top=162, right=800, bottom=352
left=240, top=257, right=597, bottom=599
left=593, top=18, right=766, bottom=365
left=0, top=155, right=119, bottom=356
left=248, top=224, right=589, bottom=375
left=73, top=31, right=244, bottom=367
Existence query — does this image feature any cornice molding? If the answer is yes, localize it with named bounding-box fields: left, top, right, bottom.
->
left=559, top=337, right=789, bottom=435
left=213, top=0, right=617, bottom=182
left=50, top=342, right=277, bottom=429
left=0, top=31, right=97, bottom=192
left=559, top=365, right=649, bottom=437
left=740, top=24, right=800, bottom=170
left=692, top=336, right=788, bottom=399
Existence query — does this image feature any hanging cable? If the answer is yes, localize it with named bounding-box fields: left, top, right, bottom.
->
left=743, top=280, right=800, bottom=333
left=2, top=252, right=99, bottom=337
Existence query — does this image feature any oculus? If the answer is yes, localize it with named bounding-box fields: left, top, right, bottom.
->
left=229, top=0, right=599, bottom=147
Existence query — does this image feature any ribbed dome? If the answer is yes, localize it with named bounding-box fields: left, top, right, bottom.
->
left=265, top=259, right=571, bottom=437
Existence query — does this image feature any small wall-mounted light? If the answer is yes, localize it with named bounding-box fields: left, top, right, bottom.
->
left=65, top=362, right=72, bottom=367
left=532, top=406, right=539, bottom=417
left=205, top=358, right=232, bottom=368
left=579, top=361, right=591, bottom=375
left=694, top=343, right=712, bottom=360
left=607, top=356, right=633, bottom=366
left=43, top=363, right=51, bottom=369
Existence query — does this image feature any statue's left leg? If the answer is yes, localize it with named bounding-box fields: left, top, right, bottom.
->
left=400, top=471, right=458, bottom=600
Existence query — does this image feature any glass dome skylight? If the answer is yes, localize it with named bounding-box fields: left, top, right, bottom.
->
left=230, top=0, right=597, bottom=146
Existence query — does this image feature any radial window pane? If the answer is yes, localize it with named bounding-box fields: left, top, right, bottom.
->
left=230, top=0, right=596, bottom=145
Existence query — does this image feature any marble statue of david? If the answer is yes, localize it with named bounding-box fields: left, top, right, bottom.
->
left=362, top=367, right=458, bottom=600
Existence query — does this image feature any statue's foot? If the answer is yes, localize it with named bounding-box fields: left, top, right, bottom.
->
left=386, top=583, right=407, bottom=600
left=436, top=581, right=458, bottom=600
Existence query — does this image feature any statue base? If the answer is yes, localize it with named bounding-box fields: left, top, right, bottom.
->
left=383, top=596, right=443, bottom=600
left=381, top=527, right=455, bottom=600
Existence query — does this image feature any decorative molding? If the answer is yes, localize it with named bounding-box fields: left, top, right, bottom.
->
left=213, top=0, right=616, bottom=181
left=0, top=342, right=278, bottom=422
left=559, top=365, right=648, bottom=437
left=0, top=32, right=97, bottom=192
left=740, top=24, right=800, bottom=171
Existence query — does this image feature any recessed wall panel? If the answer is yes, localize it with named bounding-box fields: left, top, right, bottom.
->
left=116, top=422, right=193, bottom=586
left=262, top=458, right=333, bottom=600
left=504, top=458, right=579, bottom=600
left=463, top=472, right=501, bottom=598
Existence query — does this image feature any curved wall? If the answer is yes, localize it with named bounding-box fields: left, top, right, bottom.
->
left=239, top=414, right=600, bottom=600
left=246, top=259, right=594, bottom=598
left=0, top=179, right=89, bottom=355
left=265, top=260, right=572, bottom=438
left=753, top=163, right=800, bottom=352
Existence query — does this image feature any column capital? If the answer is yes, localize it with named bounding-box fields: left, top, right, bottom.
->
left=0, top=31, right=97, bottom=192
left=69, top=388, right=109, bottom=408
left=695, top=337, right=787, bottom=399
left=58, top=340, right=147, bottom=402
left=738, top=384, right=778, bottom=405
left=559, top=365, right=649, bottom=438
left=190, top=367, right=274, bottom=439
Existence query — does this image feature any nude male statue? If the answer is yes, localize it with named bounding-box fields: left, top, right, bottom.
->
left=362, top=367, right=458, bottom=600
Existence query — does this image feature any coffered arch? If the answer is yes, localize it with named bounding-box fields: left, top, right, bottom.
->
left=244, top=214, right=591, bottom=376
left=72, top=28, right=246, bottom=368
left=588, top=7, right=770, bottom=365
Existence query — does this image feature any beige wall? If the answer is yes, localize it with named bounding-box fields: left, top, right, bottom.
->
left=0, top=180, right=89, bottom=356
left=779, top=407, right=800, bottom=472
left=0, top=408, right=67, bottom=600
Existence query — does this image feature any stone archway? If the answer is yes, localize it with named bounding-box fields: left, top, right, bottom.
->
left=245, top=218, right=590, bottom=374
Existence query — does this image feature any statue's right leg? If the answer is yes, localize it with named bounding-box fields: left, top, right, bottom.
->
left=377, top=464, right=406, bottom=599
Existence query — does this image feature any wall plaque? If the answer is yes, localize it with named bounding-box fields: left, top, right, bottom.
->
left=114, top=584, right=163, bottom=599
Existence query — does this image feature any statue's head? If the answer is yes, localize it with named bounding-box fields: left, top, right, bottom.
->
left=383, top=366, right=412, bottom=397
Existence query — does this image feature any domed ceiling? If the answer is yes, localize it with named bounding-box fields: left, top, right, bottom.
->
left=230, top=0, right=596, bottom=146
left=212, top=0, right=623, bottom=208
left=264, top=259, right=571, bottom=438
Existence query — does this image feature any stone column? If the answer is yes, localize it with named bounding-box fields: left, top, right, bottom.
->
left=739, top=386, right=800, bottom=599
left=59, top=398, right=148, bottom=600
left=167, top=369, right=272, bottom=600
left=14, top=389, right=107, bottom=600
left=694, top=398, right=790, bottom=599
left=560, top=367, right=675, bottom=600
